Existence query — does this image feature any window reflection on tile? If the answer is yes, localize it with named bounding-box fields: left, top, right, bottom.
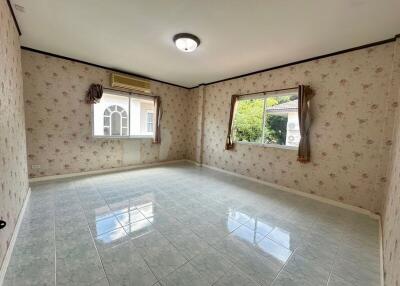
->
left=94, top=212, right=113, bottom=222
left=137, top=202, right=154, bottom=218
left=228, top=209, right=251, bottom=224
left=86, top=205, right=113, bottom=222
left=114, top=206, right=133, bottom=216
left=94, top=216, right=122, bottom=236
left=245, top=218, right=274, bottom=237
left=116, top=209, right=146, bottom=226
left=268, top=227, right=292, bottom=249
left=109, top=200, right=132, bottom=216
left=131, top=195, right=156, bottom=209
left=232, top=226, right=264, bottom=245
left=95, top=227, right=127, bottom=245
left=224, top=217, right=242, bottom=233
left=257, top=237, right=292, bottom=263
left=124, top=219, right=153, bottom=239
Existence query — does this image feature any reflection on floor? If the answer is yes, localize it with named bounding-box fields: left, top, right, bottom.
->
left=4, top=163, right=380, bottom=286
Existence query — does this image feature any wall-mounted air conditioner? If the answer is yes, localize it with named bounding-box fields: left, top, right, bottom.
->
left=111, top=74, right=151, bottom=94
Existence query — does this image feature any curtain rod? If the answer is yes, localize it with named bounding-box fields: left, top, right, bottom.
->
left=234, top=86, right=299, bottom=97
left=103, top=87, right=155, bottom=98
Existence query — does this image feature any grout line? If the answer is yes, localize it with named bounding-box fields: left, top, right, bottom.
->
left=74, top=183, right=111, bottom=286
left=325, top=247, right=340, bottom=286
left=207, top=245, right=264, bottom=286
left=157, top=259, right=193, bottom=283
left=127, top=223, right=160, bottom=286
left=324, top=224, right=348, bottom=286
left=269, top=249, right=296, bottom=286
left=151, top=191, right=294, bottom=284
left=123, top=214, right=160, bottom=283
left=141, top=252, right=160, bottom=284
left=183, top=210, right=278, bottom=286
left=326, top=272, right=332, bottom=286
left=130, top=187, right=259, bottom=284
left=93, top=180, right=160, bottom=285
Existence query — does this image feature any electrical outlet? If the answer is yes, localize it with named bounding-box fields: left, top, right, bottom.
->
left=31, top=164, right=41, bottom=169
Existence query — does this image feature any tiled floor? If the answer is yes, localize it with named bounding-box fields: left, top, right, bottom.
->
left=4, top=163, right=380, bottom=286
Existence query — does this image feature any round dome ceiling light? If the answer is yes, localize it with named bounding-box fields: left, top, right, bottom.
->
left=173, top=33, right=201, bottom=53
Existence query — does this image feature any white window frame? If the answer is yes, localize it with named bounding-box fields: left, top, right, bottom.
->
left=92, top=91, right=155, bottom=139
left=146, top=110, right=154, bottom=133
left=103, top=105, right=128, bottom=136
left=233, top=89, right=299, bottom=150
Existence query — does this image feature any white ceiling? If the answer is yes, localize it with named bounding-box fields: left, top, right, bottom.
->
left=11, top=0, right=400, bottom=88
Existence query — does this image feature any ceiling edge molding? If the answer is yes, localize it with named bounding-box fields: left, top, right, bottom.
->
left=190, top=34, right=399, bottom=89
left=20, top=46, right=190, bottom=89
left=20, top=34, right=399, bottom=90
left=6, top=0, right=21, bottom=36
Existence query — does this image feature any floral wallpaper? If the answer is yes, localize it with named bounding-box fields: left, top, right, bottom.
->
left=22, top=50, right=189, bottom=178
left=187, top=41, right=399, bottom=214
left=186, top=86, right=205, bottom=163
left=0, top=1, right=29, bottom=269
left=382, top=38, right=400, bottom=286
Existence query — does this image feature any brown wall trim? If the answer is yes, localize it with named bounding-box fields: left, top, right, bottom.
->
left=21, top=46, right=189, bottom=89
left=6, top=0, right=21, bottom=36
left=21, top=34, right=398, bottom=90
left=191, top=36, right=398, bottom=89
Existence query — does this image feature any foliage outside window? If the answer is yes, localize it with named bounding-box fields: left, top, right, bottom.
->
left=233, top=91, right=300, bottom=147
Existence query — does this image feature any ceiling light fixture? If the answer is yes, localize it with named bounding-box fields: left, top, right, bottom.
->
left=173, top=33, right=200, bottom=53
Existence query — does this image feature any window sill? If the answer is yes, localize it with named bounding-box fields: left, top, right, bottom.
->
left=234, top=141, right=298, bottom=151
left=93, top=135, right=154, bottom=140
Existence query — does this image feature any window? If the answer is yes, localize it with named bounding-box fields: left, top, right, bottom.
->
left=93, top=91, right=155, bottom=138
left=233, top=90, right=300, bottom=148
left=103, top=105, right=128, bottom=136
left=146, top=111, right=154, bottom=133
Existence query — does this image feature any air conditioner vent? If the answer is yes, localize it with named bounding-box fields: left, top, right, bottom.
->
left=111, top=74, right=151, bottom=93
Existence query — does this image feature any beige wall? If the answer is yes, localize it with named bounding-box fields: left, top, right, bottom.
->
left=187, top=41, right=398, bottom=214
left=22, top=50, right=189, bottom=177
left=381, top=38, right=400, bottom=286
left=0, top=1, right=29, bottom=269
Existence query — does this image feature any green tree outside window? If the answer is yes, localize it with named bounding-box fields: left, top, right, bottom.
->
left=233, top=95, right=295, bottom=145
